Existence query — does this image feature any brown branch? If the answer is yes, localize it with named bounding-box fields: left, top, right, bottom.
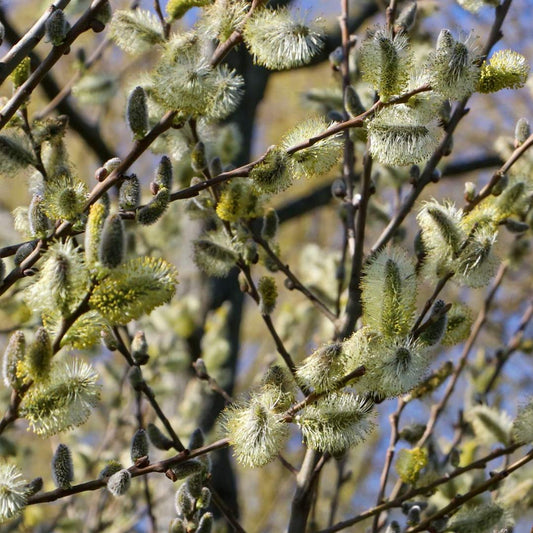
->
left=317, top=441, right=523, bottom=533
left=406, top=445, right=533, bottom=532
left=415, top=262, right=507, bottom=450
left=0, top=0, right=71, bottom=85
left=251, top=232, right=339, bottom=325
left=482, top=300, right=533, bottom=395
left=111, top=327, right=186, bottom=452
left=208, top=481, right=248, bottom=533
left=283, top=365, right=366, bottom=423
left=34, top=35, right=111, bottom=120
left=410, top=273, right=454, bottom=335
left=0, top=0, right=110, bottom=131
left=153, top=0, right=171, bottom=39
left=385, top=0, right=399, bottom=33
left=371, top=398, right=406, bottom=533
left=464, top=131, right=533, bottom=214
left=27, top=438, right=230, bottom=505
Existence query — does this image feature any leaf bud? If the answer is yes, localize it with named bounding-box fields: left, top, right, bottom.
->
left=25, top=477, right=43, bottom=496
left=14, top=242, right=36, bottom=266
left=89, top=18, right=106, bottom=33
left=103, top=157, right=122, bottom=173
left=514, top=117, right=530, bottom=147
left=119, top=174, right=140, bottom=211
left=188, top=428, right=205, bottom=450
left=409, top=165, right=420, bottom=184
left=130, top=428, right=149, bottom=462
left=399, top=423, right=426, bottom=443
left=419, top=299, right=448, bottom=346
left=395, top=1, right=417, bottom=32
left=99, top=460, right=123, bottom=479
left=3, top=331, right=25, bottom=389
left=327, top=110, right=344, bottom=123
left=191, top=142, right=207, bottom=173
left=491, top=173, right=508, bottom=196
left=430, top=168, right=441, bottom=183
left=107, top=469, right=131, bottom=497
left=284, top=277, right=295, bottom=290
left=331, top=178, right=347, bottom=199
left=187, top=472, right=204, bottom=499
left=167, top=460, right=203, bottom=482
left=464, top=181, right=476, bottom=202
left=52, top=444, right=73, bottom=489
left=147, top=423, right=173, bottom=451
left=442, top=134, right=453, bottom=156
left=137, top=187, right=170, bottom=226
left=197, top=512, right=213, bottom=533
left=258, top=276, right=278, bottom=315
left=150, top=181, right=159, bottom=196
left=99, top=213, right=125, bottom=268
left=127, top=86, right=148, bottom=139
left=438, top=99, right=452, bottom=125
left=209, top=156, right=222, bottom=178
left=385, top=521, right=401, bottom=533
left=46, top=9, right=70, bottom=46
left=131, top=330, right=149, bottom=365
left=29, top=194, right=50, bottom=237
left=128, top=365, right=144, bottom=391
left=101, top=328, right=118, bottom=351
left=242, top=240, right=258, bottom=264
left=449, top=447, right=461, bottom=468
left=329, top=46, right=344, bottom=68
left=345, top=86, right=365, bottom=117
left=407, top=505, right=421, bottom=525
left=504, top=219, right=529, bottom=233
left=261, top=208, right=279, bottom=240
left=25, top=327, right=52, bottom=382
left=193, top=358, right=208, bottom=380
left=94, top=0, right=112, bottom=25
left=175, top=482, right=195, bottom=518
left=155, top=156, right=173, bottom=190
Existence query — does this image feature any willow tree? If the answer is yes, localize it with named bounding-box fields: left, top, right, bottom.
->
left=0, top=0, right=532, bottom=532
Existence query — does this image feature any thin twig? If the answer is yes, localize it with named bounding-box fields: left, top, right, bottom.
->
left=252, top=232, right=338, bottom=325
left=0, top=0, right=71, bottom=85
left=464, top=131, right=533, bottom=214
left=406, top=446, right=533, bottom=532
left=415, top=262, right=508, bottom=449
left=153, top=0, right=171, bottom=39
left=208, top=481, right=248, bottom=533
left=112, top=327, right=186, bottom=452
left=317, top=441, right=523, bottom=533
left=27, top=439, right=231, bottom=505
left=0, top=0, right=110, bottom=131
left=371, top=398, right=405, bottom=533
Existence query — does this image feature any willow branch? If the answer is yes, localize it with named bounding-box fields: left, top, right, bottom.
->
left=27, top=439, right=230, bottom=505
left=0, top=0, right=71, bottom=85
left=318, top=441, right=524, bottom=533
left=0, top=0, right=110, bottom=131
left=251, top=232, right=339, bottom=325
